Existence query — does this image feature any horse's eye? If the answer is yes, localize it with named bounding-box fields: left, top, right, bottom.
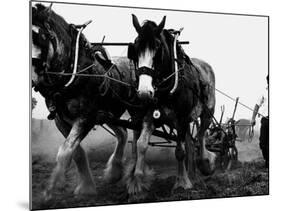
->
left=44, top=22, right=51, bottom=30
left=41, top=33, right=46, bottom=40
left=155, top=39, right=161, bottom=49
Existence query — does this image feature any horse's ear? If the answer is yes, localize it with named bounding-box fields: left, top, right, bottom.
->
left=45, top=3, right=53, bottom=15
left=156, top=16, right=166, bottom=35
left=32, top=6, right=37, bottom=15
left=132, top=14, right=141, bottom=34
left=128, top=43, right=137, bottom=61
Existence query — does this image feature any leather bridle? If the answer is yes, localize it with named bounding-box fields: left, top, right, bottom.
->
left=32, top=20, right=92, bottom=90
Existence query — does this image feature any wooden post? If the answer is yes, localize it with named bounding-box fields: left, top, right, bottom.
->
left=101, top=35, right=105, bottom=43
left=91, top=41, right=190, bottom=46
left=231, top=97, right=239, bottom=120
left=219, top=105, right=225, bottom=125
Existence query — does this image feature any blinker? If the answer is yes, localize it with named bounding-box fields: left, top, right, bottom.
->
left=127, top=43, right=137, bottom=61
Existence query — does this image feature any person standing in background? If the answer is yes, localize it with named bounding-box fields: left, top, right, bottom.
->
left=252, top=75, right=269, bottom=167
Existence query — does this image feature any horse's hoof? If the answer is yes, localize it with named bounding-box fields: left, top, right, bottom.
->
left=126, top=175, right=148, bottom=197
left=128, top=191, right=148, bottom=202
left=125, top=169, right=154, bottom=202
left=173, top=176, right=193, bottom=191
left=74, top=182, right=96, bottom=196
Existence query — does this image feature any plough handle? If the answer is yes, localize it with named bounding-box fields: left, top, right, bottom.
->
left=231, top=97, right=239, bottom=120
left=219, top=105, right=225, bottom=125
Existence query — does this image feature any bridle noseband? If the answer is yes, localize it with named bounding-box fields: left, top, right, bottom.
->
left=136, top=66, right=157, bottom=79
left=32, top=19, right=92, bottom=90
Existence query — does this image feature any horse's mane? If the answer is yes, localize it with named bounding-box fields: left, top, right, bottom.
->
left=138, top=20, right=159, bottom=51
left=162, top=29, right=192, bottom=65
left=32, top=4, right=72, bottom=43
left=141, top=20, right=158, bottom=35
left=33, top=4, right=68, bottom=26
left=34, top=3, right=47, bottom=12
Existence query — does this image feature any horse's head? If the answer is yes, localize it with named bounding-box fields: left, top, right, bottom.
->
left=32, top=3, right=73, bottom=87
left=128, top=14, right=168, bottom=101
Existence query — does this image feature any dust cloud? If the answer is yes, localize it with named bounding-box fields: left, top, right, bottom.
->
left=31, top=118, right=176, bottom=164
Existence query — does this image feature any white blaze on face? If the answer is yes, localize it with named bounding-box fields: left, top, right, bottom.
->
left=32, top=25, right=39, bottom=33
left=32, top=25, right=41, bottom=84
left=32, top=26, right=41, bottom=59
left=32, top=43, right=41, bottom=84
left=32, top=43, right=41, bottom=59
left=138, top=48, right=155, bottom=69
left=137, top=48, right=155, bottom=97
left=31, top=65, right=39, bottom=84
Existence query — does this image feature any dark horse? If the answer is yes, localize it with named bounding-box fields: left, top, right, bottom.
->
left=32, top=4, right=141, bottom=200
left=125, top=14, right=217, bottom=198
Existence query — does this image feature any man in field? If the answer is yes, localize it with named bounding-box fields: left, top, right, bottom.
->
left=252, top=75, right=269, bottom=167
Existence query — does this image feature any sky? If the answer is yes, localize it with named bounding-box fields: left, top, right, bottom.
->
left=31, top=1, right=268, bottom=122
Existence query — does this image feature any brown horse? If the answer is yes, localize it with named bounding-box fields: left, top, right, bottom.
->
left=125, top=14, right=217, bottom=199
left=32, top=4, right=143, bottom=200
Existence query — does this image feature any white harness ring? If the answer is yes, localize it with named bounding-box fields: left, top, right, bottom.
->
left=170, top=27, right=184, bottom=94
left=65, top=20, right=92, bottom=87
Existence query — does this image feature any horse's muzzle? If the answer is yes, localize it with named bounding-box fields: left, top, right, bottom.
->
left=137, top=90, right=154, bottom=101
left=137, top=73, right=155, bottom=101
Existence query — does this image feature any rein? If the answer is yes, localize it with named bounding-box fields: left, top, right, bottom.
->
left=152, top=28, right=184, bottom=94
left=157, top=66, right=184, bottom=87
left=42, top=19, right=133, bottom=89
left=46, top=63, right=133, bottom=88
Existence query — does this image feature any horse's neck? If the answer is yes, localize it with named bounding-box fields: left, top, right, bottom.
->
left=158, top=31, right=174, bottom=75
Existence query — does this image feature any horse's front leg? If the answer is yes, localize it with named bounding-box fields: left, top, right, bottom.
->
left=173, top=126, right=193, bottom=191
left=103, top=124, right=128, bottom=183
left=126, top=116, right=155, bottom=200
left=197, top=117, right=217, bottom=175
left=53, top=116, right=96, bottom=196
left=44, top=118, right=94, bottom=200
left=124, top=129, right=140, bottom=184
left=73, top=145, right=96, bottom=195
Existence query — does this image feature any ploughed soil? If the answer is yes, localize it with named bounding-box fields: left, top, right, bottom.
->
left=31, top=120, right=269, bottom=210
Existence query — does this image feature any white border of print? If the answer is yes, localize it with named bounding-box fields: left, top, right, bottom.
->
left=1, top=0, right=280, bottom=211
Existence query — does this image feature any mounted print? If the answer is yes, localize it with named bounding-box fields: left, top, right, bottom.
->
left=30, top=1, right=269, bottom=210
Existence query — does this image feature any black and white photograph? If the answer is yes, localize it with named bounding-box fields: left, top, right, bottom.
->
left=30, top=1, right=269, bottom=210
